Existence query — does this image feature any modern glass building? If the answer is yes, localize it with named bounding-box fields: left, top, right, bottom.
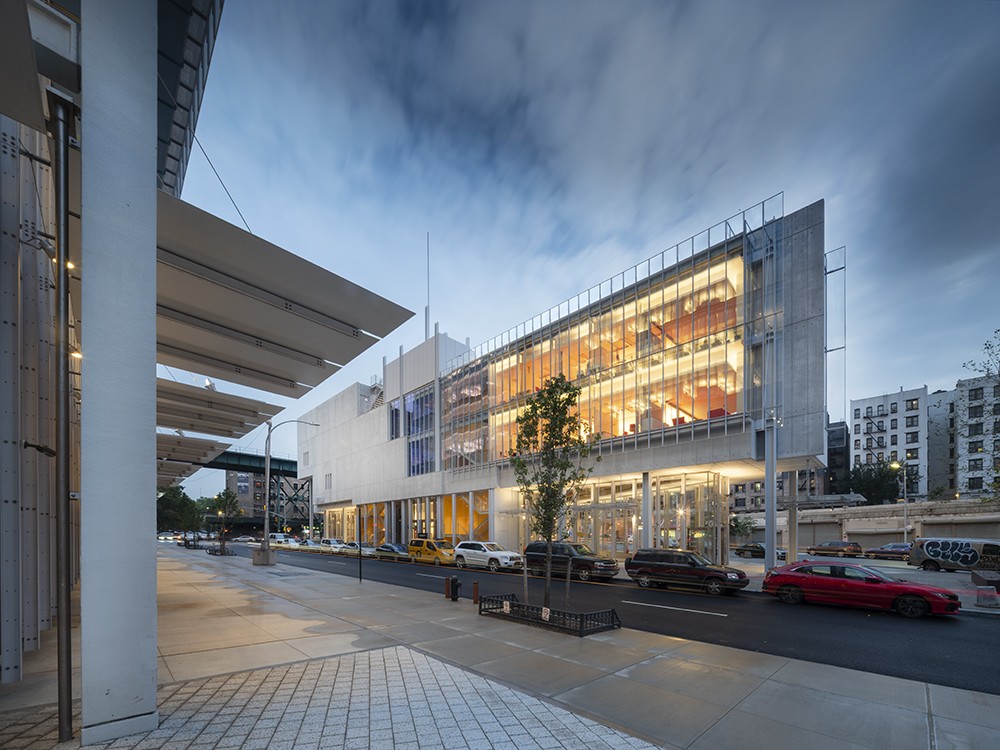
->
left=302, top=195, right=831, bottom=563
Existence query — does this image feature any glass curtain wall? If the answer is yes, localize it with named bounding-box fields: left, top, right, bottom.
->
left=442, top=236, right=749, bottom=466
left=567, top=472, right=726, bottom=561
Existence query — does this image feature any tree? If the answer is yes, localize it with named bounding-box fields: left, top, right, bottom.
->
left=178, top=499, right=204, bottom=547
left=211, top=489, right=240, bottom=553
left=156, top=485, right=192, bottom=531
left=847, top=461, right=917, bottom=505
left=963, top=328, right=1000, bottom=503
left=510, top=374, right=599, bottom=609
left=729, top=514, right=756, bottom=541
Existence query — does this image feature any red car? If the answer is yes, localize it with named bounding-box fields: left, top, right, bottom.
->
left=762, top=561, right=960, bottom=618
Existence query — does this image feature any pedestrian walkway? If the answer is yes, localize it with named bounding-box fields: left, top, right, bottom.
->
left=1, top=544, right=998, bottom=749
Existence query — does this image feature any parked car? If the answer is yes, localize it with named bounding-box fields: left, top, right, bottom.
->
left=320, top=538, right=348, bottom=552
left=863, top=542, right=912, bottom=561
left=625, top=548, right=749, bottom=595
left=231, top=535, right=257, bottom=543
left=453, top=541, right=522, bottom=572
left=295, top=539, right=321, bottom=549
left=805, top=540, right=862, bottom=557
left=375, top=543, right=411, bottom=562
left=908, top=537, right=1000, bottom=572
left=732, top=542, right=786, bottom=561
left=762, top=560, right=960, bottom=618
left=342, top=541, right=377, bottom=557
left=407, top=539, right=455, bottom=565
left=523, top=541, right=619, bottom=582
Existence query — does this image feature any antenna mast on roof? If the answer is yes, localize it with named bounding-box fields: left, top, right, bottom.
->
left=425, top=232, right=431, bottom=341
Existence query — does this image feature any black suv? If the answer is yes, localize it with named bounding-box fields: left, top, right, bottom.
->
left=624, top=548, right=748, bottom=595
left=523, top=541, right=619, bottom=581
left=805, top=540, right=862, bottom=557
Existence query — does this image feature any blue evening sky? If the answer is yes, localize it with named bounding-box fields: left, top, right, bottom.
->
left=170, top=0, right=1000, bottom=499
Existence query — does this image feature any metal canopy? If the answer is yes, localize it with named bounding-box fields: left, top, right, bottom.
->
left=0, top=2, right=46, bottom=131
left=155, top=379, right=281, bottom=483
left=155, top=432, right=230, bottom=488
left=156, top=190, right=413, bottom=398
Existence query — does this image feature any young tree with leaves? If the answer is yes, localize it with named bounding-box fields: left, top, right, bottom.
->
left=510, top=373, right=599, bottom=609
left=847, top=460, right=919, bottom=505
left=211, top=488, right=240, bottom=554
left=729, top=514, right=756, bottom=542
left=156, top=485, right=193, bottom=532
left=963, top=328, right=1000, bottom=503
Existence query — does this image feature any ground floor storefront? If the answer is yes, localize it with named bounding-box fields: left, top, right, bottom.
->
left=321, top=470, right=731, bottom=563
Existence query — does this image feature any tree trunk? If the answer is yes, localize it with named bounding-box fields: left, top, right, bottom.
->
left=544, top=539, right=553, bottom=609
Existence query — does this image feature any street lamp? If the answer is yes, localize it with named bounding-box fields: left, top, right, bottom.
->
left=890, top=460, right=909, bottom=543
left=253, top=418, right=319, bottom=566
left=216, top=509, right=224, bottom=553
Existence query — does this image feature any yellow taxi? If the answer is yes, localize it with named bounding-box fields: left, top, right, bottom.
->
left=407, top=538, right=455, bottom=566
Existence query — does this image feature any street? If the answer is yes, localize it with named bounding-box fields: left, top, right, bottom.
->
left=226, top=546, right=1000, bottom=696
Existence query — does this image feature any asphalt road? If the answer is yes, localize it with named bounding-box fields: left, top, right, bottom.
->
left=228, top=546, right=1000, bottom=696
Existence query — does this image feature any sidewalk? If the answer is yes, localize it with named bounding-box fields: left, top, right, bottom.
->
left=0, top=545, right=997, bottom=750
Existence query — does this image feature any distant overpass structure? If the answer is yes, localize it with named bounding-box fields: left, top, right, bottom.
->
left=203, top=450, right=297, bottom=477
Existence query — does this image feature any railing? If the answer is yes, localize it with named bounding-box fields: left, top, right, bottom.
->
left=479, top=594, right=621, bottom=637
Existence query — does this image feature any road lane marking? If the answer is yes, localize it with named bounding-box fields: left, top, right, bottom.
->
left=621, top=600, right=728, bottom=617
left=416, top=573, right=447, bottom=579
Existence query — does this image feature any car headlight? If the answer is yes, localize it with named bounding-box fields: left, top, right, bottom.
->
left=726, top=572, right=739, bottom=580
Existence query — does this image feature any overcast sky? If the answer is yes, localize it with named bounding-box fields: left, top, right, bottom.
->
left=172, top=0, right=1000, bottom=498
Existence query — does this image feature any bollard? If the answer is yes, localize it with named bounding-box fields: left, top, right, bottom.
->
left=975, top=585, right=999, bottom=608
left=449, top=576, right=462, bottom=601
left=472, top=580, right=479, bottom=604
left=444, top=576, right=450, bottom=598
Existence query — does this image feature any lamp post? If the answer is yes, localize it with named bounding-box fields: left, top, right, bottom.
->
left=890, top=460, right=909, bottom=543
left=253, top=418, right=319, bottom=566
left=217, top=509, right=224, bottom=554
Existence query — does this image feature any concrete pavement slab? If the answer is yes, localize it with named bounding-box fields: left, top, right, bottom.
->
left=554, top=672, right=727, bottom=748
left=770, top=658, right=928, bottom=711
left=687, top=708, right=871, bottom=750
left=474, top=651, right=607, bottom=697
left=414, top=632, right=530, bottom=666
left=927, top=683, right=1000, bottom=730
left=617, top=654, right=766, bottom=706
left=735, top=679, right=930, bottom=749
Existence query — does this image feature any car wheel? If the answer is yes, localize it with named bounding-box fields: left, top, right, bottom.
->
left=921, top=560, right=941, bottom=572
left=433, top=558, right=441, bottom=566
left=529, top=566, right=543, bottom=577
left=777, top=584, right=804, bottom=605
left=636, top=573, right=653, bottom=588
left=865, top=553, right=875, bottom=559
left=488, top=559, right=500, bottom=573
left=703, top=578, right=725, bottom=596
left=895, top=595, right=930, bottom=619
left=455, top=556, right=466, bottom=568
left=577, top=567, right=592, bottom=582
left=837, top=551, right=846, bottom=557
left=736, top=551, right=746, bottom=558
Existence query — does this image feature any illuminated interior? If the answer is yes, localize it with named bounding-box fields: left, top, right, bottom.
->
left=442, top=243, right=745, bottom=468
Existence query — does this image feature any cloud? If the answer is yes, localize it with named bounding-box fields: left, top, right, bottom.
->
left=176, top=0, right=1000, bottom=478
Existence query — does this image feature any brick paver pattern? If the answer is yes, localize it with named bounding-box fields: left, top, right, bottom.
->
left=0, top=646, right=657, bottom=750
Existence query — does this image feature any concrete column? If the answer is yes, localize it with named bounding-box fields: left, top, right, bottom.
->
left=80, top=0, right=158, bottom=743
left=641, top=472, right=652, bottom=549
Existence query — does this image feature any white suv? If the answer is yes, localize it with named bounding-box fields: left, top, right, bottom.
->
left=453, top=541, right=522, bottom=572
left=320, top=538, right=347, bottom=553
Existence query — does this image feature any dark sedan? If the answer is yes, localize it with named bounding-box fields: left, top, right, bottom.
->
left=375, top=543, right=411, bottom=562
left=762, top=561, right=960, bottom=618
left=732, top=542, right=786, bottom=560
left=863, top=542, right=912, bottom=561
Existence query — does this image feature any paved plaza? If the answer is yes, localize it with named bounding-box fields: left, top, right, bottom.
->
left=0, top=545, right=998, bottom=749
